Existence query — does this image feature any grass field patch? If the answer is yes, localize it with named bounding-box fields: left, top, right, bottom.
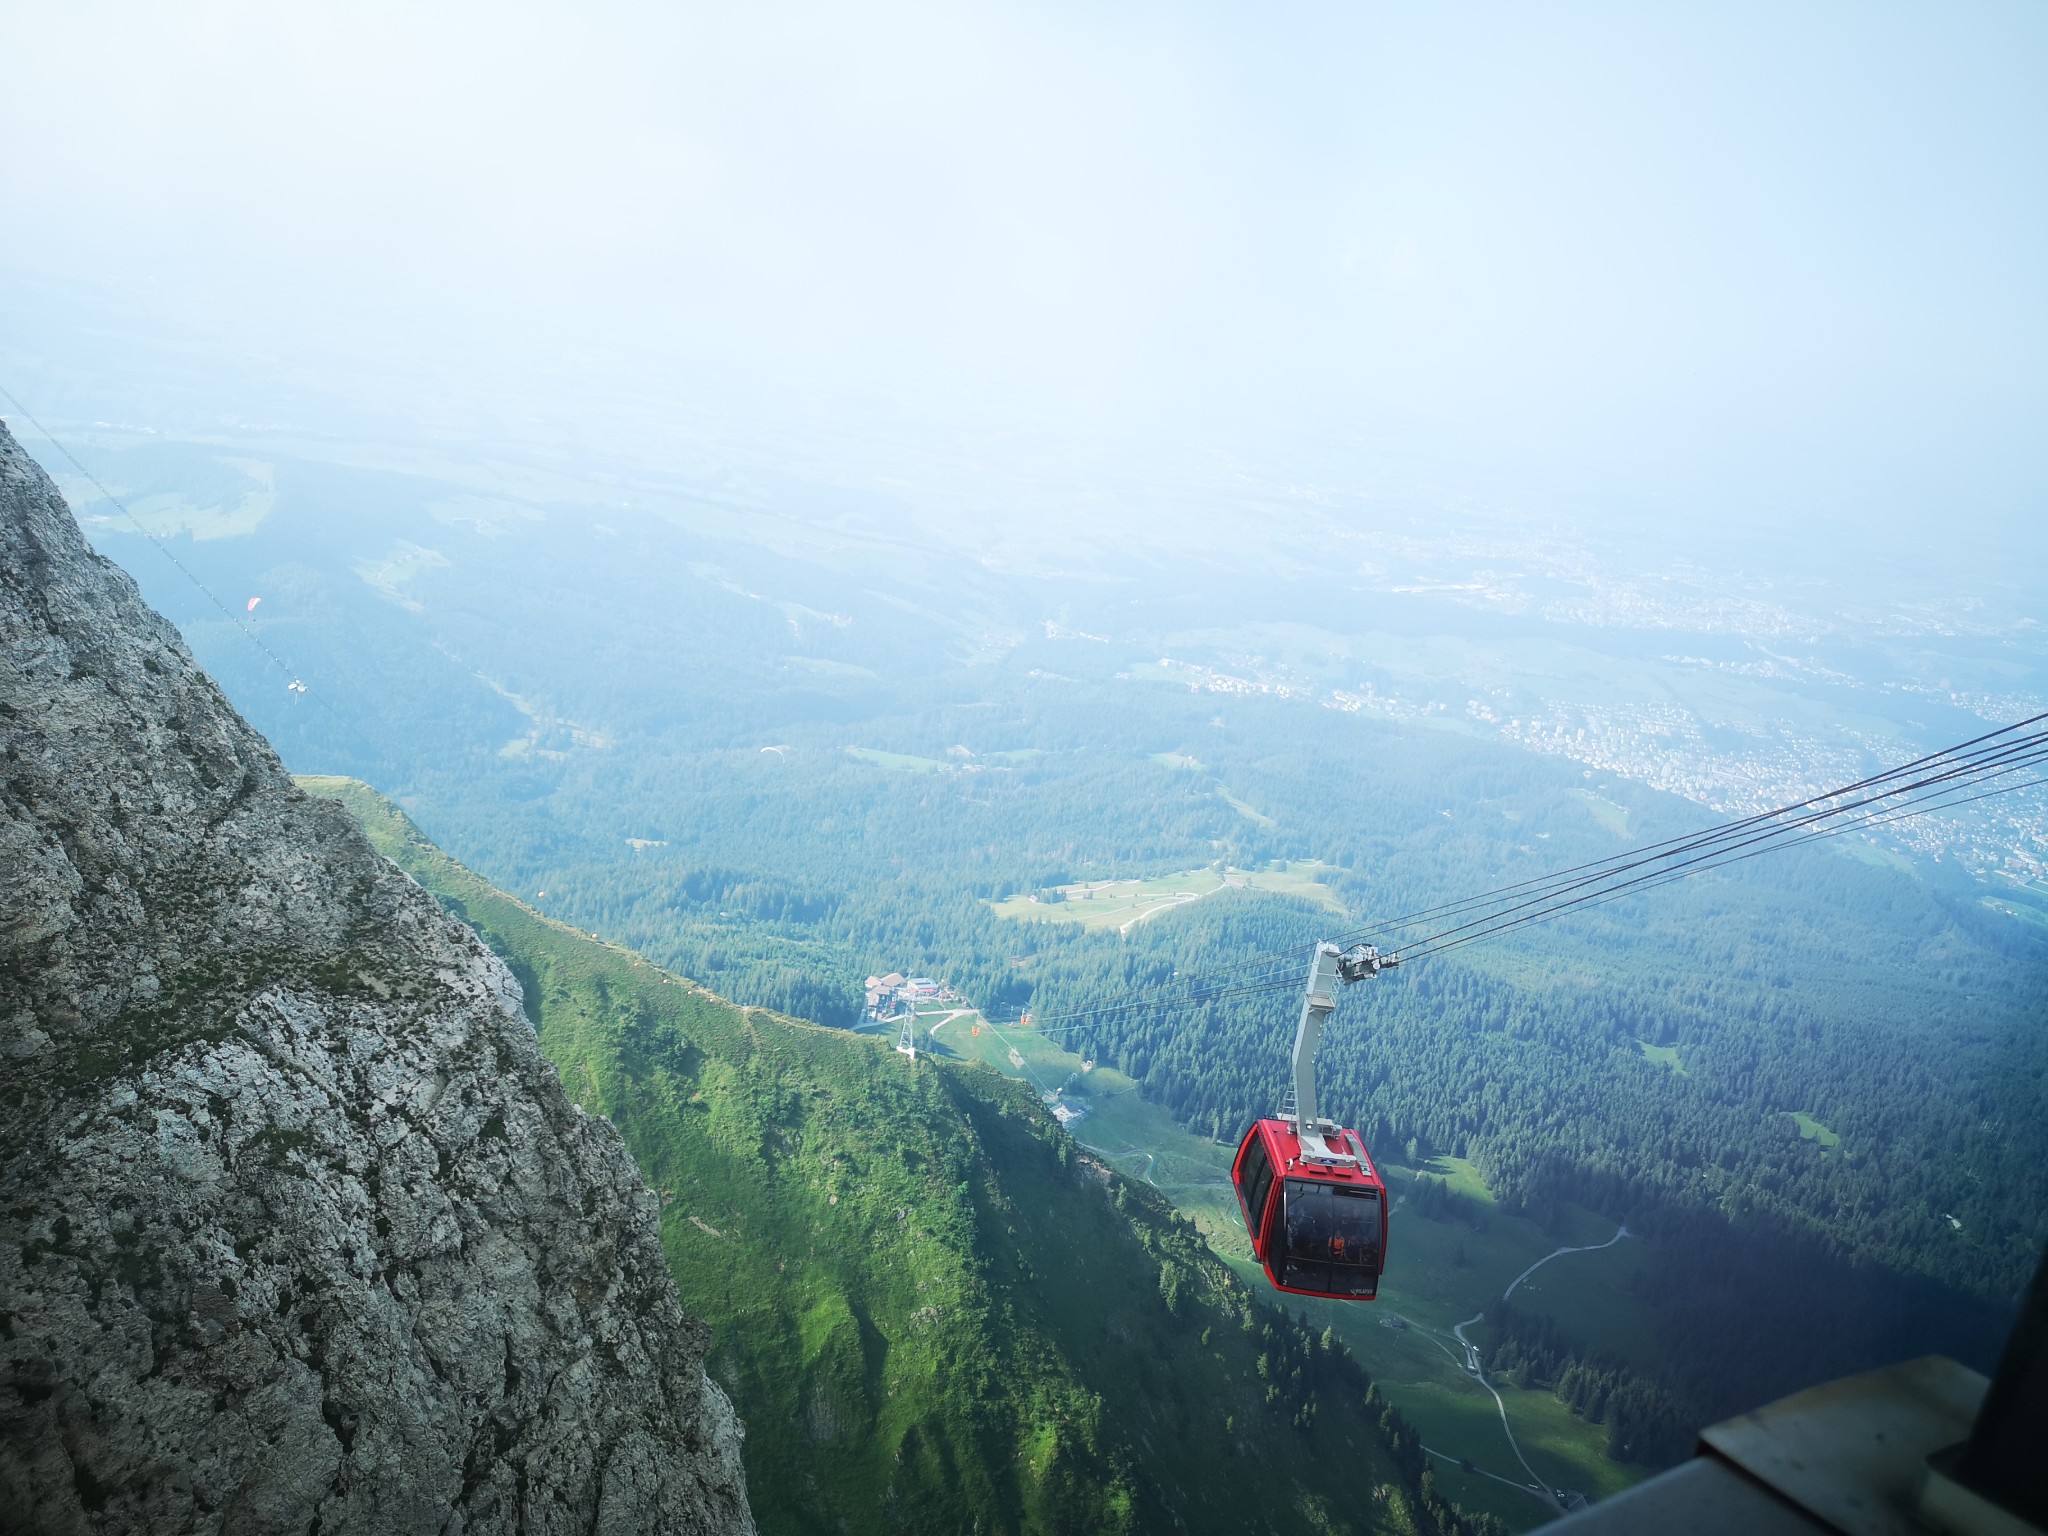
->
left=72, top=459, right=276, bottom=541
left=1568, top=789, right=1629, bottom=836
left=1790, top=1111, right=1841, bottom=1148
left=1221, top=792, right=1278, bottom=829
left=1636, top=1040, right=1685, bottom=1075
left=1980, top=895, right=2048, bottom=929
left=844, top=746, right=951, bottom=772
left=1839, top=840, right=1917, bottom=873
left=1421, top=1155, right=1499, bottom=1208
left=988, top=862, right=1343, bottom=932
left=783, top=656, right=880, bottom=680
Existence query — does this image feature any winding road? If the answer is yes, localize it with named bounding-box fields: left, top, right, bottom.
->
left=1501, top=1223, right=1629, bottom=1304
left=1443, top=1222, right=1630, bottom=1513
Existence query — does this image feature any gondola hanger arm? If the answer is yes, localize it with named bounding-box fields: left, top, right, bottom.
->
left=1289, top=942, right=1395, bottom=1163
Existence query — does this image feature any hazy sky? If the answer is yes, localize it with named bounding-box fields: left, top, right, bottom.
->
left=5, top=1, right=2045, bottom=544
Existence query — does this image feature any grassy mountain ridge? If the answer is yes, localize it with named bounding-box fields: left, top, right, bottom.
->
left=306, top=775, right=1497, bottom=1536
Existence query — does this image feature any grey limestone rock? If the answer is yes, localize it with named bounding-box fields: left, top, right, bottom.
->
left=0, top=421, right=754, bottom=1535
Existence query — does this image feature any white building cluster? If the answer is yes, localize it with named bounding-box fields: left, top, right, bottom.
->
left=863, top=972, right=949, bottom=1021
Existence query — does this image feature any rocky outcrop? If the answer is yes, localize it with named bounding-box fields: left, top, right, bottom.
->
left=0, top=420, right=753, bottom=1535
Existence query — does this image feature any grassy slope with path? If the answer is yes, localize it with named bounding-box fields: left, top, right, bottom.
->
left=936, top=1017, right=1658, bottom=1533
left=310, top=776, right=1490, bottom=1536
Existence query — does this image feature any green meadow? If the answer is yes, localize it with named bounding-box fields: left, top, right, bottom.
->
left=1635, top=1040, right=1685, bottom=1075
left=988, top=861, right=1346, bottom=933
left=844, top=745, right=953, bottom=772
left=1790, top=1111, right=1841, bottom=1148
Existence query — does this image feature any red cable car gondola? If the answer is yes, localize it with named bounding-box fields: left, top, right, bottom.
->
left=1233, top=1115, right=1388, bottom=1299
left=1230, top=941, right=1396, bottom=1301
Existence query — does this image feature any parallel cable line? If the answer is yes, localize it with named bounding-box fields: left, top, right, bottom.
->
left=1408, top=770, right=2048, bottom=965
left=1401, top=760, right=2048, bottom=964
left=1022, top=717, right=2048, bottom=1034
left=1390, top=736, right=2048, bottom=964
left=1389, top=738, right=2048, bottom=959
left=1020, top=721, right=2048, bottom=1035
left=1346, top=724, right=2048, bottom=950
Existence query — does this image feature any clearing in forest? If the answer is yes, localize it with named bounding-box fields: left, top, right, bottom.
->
left=987, top=861, right=1345, bottom=933
left=843, top=746, right=952, bottom=772
left=1790, top=1111, right=1840, bottom=1148
left=1568, top=788, right=1630, bottom=836
left=844, top=745, right=1047, bottom=773
left=1635, top=1040, right=1685, bottom=1074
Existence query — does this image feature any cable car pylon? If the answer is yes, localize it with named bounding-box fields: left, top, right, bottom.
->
left=1230, top=941, right=1396, bottom=1301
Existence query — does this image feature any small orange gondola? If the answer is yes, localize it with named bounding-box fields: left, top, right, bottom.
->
left=1228, top=941, right=1397, bottom=1301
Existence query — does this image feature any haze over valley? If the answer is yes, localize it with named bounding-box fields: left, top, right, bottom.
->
left=4, top=4, right=2045, bottom=1533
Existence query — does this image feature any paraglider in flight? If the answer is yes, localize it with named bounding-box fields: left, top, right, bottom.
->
left=246, top=596, right=261, bottom=613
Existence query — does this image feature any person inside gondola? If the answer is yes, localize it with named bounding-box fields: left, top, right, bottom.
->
left=1283, top=1179, right=1380, bottom=1292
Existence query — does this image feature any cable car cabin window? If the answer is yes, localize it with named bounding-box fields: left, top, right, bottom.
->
left=1281, top=1179, right=1381, bottom=1297
left=1238, top=1134, right=1277, bottom=1240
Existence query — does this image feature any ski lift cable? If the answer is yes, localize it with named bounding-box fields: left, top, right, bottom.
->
left=1397, top=765, right=2048, bottom=966
left=1025, top=717, right=2048, bottom=1031
left=1326, top=737, right=2048, bottom=967
left=1024, top=752, right=2048, bottom=1036
left=1296, top=731, right=2048, bottom=973
left=1019, top=739, right=2048, bottom=1038
left=1019, top=723, right=2048, bottom=1033
left=1404, top=769, right=2048, bottom=965
left=1242, top=718, right=2048, bottom=969
left=977, top=1014, right=1066, bottom=1104
left=0, top=384, right=361, bottom=738
left=1389, top=734, right=2048, bottom=957
left=1373, top=731, right=2048, bottom=961
left=1327, top=720, right=2048, bottom=950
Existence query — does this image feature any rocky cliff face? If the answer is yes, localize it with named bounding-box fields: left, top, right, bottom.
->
left=0, top=421, right=753, bottom=1535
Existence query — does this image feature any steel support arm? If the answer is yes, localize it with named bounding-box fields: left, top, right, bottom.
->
left=1291, top=943, right=1346, bottom=1159
left=1290, top=941, right=1396, bottom=1163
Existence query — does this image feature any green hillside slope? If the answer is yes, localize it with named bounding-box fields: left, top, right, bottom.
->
left=307, top=776, right=1496, bottom=1536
